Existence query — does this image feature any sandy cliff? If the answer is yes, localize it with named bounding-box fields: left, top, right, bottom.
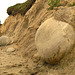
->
left=0, top=0, right=75, bottom=75
left=1, top=0, right=52, bottom=56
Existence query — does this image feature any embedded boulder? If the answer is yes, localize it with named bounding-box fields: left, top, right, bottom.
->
left=0, top=36, right=11, bottom=46
left=7, top=47, right=15, bottom=53
left=35, top=17, right=75, bottom=64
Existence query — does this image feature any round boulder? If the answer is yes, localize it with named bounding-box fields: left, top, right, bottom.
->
left=35, top=17, right=75, bottom=64
left=0, top=36, right=11, bottom=46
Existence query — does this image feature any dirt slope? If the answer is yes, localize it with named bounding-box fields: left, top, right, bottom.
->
left=0, top=0, right=75, bottom=75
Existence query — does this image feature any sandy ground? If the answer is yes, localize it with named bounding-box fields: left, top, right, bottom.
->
left=0, top=45, right=75, bottom=75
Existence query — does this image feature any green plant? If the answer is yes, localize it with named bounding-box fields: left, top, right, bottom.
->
left=7, top=0, right=36, bottom=16
left=48, top=0, right=60, bottom=10
left=0, top=24, right=2, bottom=26
left=69, top=2, right=75, bottom=6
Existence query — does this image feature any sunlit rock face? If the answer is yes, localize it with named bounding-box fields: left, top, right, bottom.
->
left=35, top=17, right=75, bottom=64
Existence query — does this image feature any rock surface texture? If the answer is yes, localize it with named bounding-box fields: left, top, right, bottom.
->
left=54, top=7, right=75, bottom=28
left=35, top=17, right=75, bottom=64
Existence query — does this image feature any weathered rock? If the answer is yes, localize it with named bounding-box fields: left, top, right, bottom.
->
left=7, top=47, right=15, bottom=52
left=0, top=36, right=11, bottom=46
left=35, top=17, right=75, bottom=64
left=54, top=7, right=75, bottom=28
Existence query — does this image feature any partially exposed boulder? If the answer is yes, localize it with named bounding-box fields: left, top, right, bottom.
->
left=0, top=36, right=11, bottom=46
left=35, top=17, right=75, bottom=64
left=7, top=47, right=15, bottom=53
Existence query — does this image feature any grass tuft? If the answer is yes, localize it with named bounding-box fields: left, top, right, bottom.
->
left=48, top=0, right=60, bottom=10
left=0, top=24, right=2, bottom=26
left=68, top=2, right=75, bottom=6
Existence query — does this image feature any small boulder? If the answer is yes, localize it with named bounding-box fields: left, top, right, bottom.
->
left=0, top=36, right=11, bottom=46
left=7, top=47, right=15, bottom=52
left=35, top=17, right=75, bottom=64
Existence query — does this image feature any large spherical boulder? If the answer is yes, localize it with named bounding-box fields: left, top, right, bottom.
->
left=0, top=36, right=11, bottom=46
left=35, top=17, right=75, bottom=64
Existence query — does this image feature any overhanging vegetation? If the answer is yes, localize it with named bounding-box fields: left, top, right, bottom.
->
left=7, top=0, right=36, bottom=16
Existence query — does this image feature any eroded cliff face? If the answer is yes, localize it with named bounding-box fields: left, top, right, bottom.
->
left=1, top=0, right=51, bottom=57
left=0, top=0, right=75, bottom=75
left=1, top=0, right=75, bottom=56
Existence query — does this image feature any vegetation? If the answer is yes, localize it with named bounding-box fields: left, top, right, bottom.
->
left=69, top=2, right=75, bottom=6
left=0, top=24, right=2, bottom=26
left=7, top=0, right=36, bottom=16
left=48, top=0, right=60, bottom=10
